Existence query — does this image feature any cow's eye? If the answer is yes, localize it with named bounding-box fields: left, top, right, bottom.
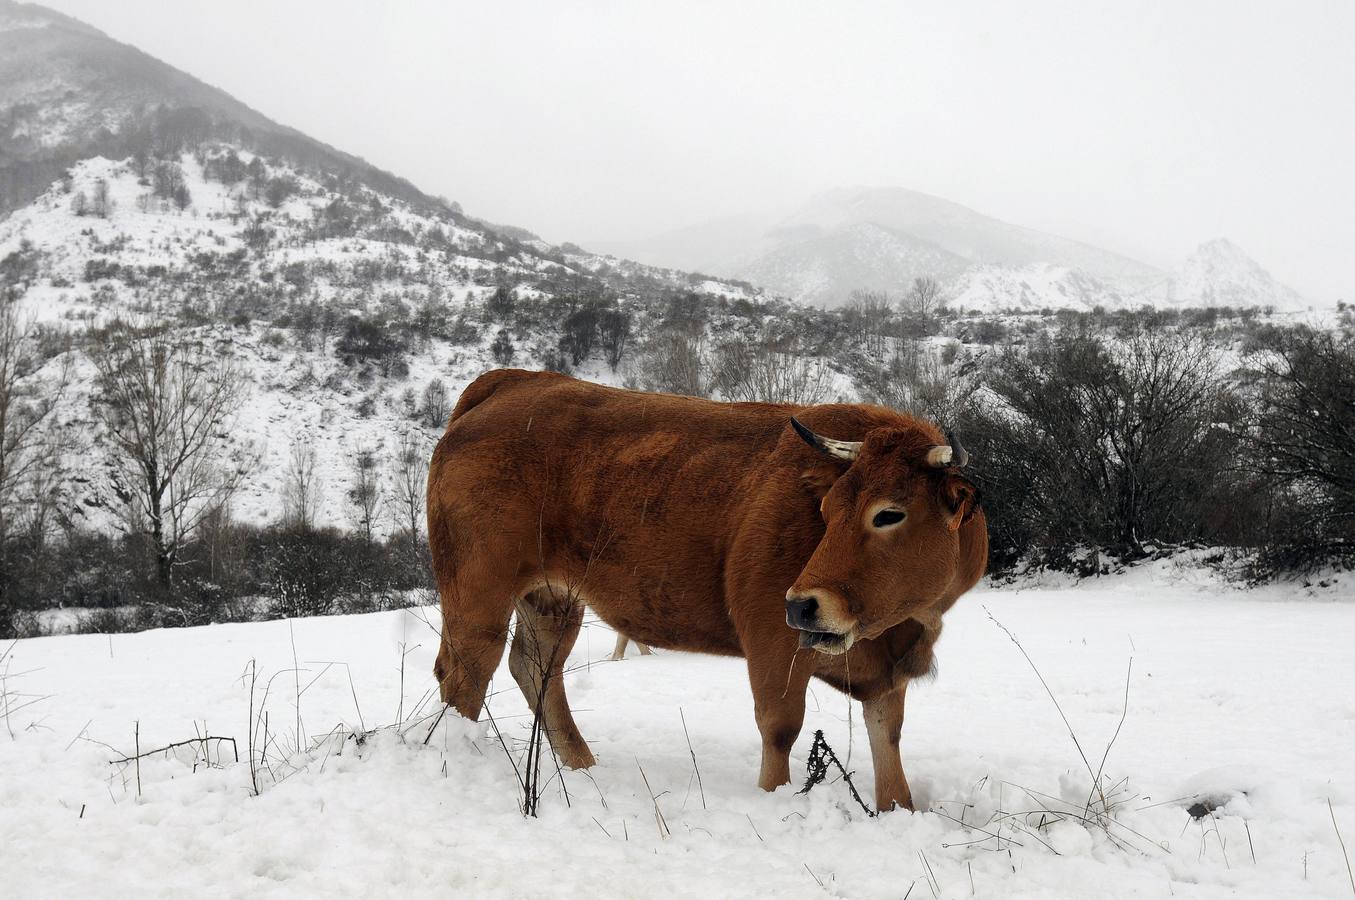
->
left=872, top=509, right=906, bottom=528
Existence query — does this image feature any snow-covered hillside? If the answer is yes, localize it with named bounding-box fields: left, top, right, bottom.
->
left=0, top=152, right=762, bottom=537
left=3, top=564, right=1353, bottom=897
left=946, top=263, right=1131, bottom=313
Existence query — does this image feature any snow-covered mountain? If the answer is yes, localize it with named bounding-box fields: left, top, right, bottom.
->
left=591, top=187, right=1316, bottom=313
left=1140, top=238, right=1312, bottom=313
left=591, top=186, right=1167, bottom=308
left=0, top=0, right=443, bottom=217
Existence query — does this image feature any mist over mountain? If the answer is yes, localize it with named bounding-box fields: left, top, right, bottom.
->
left=590, top=186, right=1315, bottom=313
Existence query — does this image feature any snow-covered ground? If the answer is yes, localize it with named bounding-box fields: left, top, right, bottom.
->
left=3, top=563, right=1352, bottom=898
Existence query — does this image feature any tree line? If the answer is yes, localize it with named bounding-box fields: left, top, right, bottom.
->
left=0, top=314, right=435, bottom=638
left=2, top=285, right=1352, bottom=639
left=625, top=287, right=1355, bottom=581
left=951, top=323, right=1353, bottom=578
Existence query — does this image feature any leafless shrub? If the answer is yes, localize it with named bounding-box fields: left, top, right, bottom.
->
left=859, top=339, right=979, bottom=425
left=966, top=326, right=1234, bottom=565
left=712, top=338, right=833, bottom=406
left=559, top=305, right=599, bottom=365
left=490, top=329, right=514, bottom=365
left=1331, top=799, right=1355, bottom=896
left=1, top=639, right=53, bottom=738
left=636, top=330, right=710, bottom=397
left=1244, top=328, right=1355, bottom=574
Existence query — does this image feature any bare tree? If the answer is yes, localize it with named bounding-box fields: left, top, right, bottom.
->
left=390, top=430, right=429, bottom=539
left=348, top=446, right=383, bottom=543
left=599, top=307, right=631, bottom=370
left=904, top=276, right=943, bottom=320
left=1, top=309, right=70, bottom=616
left=19, top=430, right=67, bottom=552
left=89, top=325, right=252, bottom=590
left=420, top=377, right=451, bottom=429
left=845, top=290, right=892, bottom=358
left=282, top=436, right=322, bottom=531
left=91, top=178, right=112, bottom=218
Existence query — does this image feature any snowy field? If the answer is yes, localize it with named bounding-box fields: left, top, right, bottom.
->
left=3, top=564, right=1353, bottom=899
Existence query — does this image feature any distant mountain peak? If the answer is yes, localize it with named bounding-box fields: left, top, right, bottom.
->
left=594, top=184, right=1165, bottom=308
left=1193, top=236, right=1255, bottom=262
left=1166, top=238, right=1309, bottom=312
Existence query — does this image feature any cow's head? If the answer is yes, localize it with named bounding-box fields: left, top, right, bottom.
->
left=784, top=417, right=980, bottom=655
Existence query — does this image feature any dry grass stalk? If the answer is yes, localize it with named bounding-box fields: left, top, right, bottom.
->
left=1332, top=799, right=1355, bottom=896
left=635, top=758, right=671, bottom=838
left=679, top=707, right=706, bottom=810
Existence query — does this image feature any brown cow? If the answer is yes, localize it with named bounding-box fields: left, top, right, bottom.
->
left=427, top=369, right=987, bottom=811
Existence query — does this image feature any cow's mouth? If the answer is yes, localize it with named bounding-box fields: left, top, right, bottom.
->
left=797, top=629, right=852, bottom=655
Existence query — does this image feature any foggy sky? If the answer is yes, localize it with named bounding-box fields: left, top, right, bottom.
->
left=45, top=0, right=1355, bottom=301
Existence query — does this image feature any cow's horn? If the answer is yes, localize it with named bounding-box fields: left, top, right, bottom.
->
left=926, top=431, right=970, bottom=468
left=790, top=417, right=861, bottom=462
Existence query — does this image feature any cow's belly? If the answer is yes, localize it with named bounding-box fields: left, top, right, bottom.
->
left=555, top=563, right=744, bottom=658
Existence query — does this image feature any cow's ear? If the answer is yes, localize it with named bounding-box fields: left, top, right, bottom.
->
left=800, top=464, right=841, bottom=499
left=941, top=475, right=979, bottom=531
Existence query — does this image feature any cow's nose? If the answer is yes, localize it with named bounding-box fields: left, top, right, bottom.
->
left=785, top=595, right=819, bottom=630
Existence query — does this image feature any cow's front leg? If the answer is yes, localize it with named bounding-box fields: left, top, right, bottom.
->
left=863, top=685, right=913, bottom=811
left=747, top=645, right=815, bottom=792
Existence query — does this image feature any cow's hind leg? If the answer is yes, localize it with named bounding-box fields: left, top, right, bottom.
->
left=435, top=558, right=518, bottom=721
left=509, top=588, right=595, bottom=769
left=609, top=634, right=653, bottom=660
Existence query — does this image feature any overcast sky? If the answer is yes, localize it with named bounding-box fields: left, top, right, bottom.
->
left=48, top=0, right=1355, bottom=300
